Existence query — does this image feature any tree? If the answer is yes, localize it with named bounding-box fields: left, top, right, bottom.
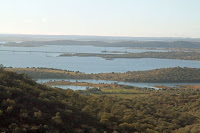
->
left=0, top=110, right=3, bottom=116
left=52, top=112, right=63, bottom=125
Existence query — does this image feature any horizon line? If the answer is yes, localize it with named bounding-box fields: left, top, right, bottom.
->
left=0, top=33, right=198, bottom=39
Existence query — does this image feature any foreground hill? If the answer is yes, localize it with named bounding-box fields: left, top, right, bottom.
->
left=6, top=67, right=200, bottom=82
left=0, top=69, right=200, bottom=132
left=0, top=69, right=105, bottom=132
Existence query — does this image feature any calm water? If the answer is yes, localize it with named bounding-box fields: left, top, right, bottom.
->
left=1, top=45, right=200, bottom=73
left=0, top=45, right=168, bottom=54
left=1, top=44, right=200, bottom=90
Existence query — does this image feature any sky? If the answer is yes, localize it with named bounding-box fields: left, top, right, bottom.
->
left=0, top=0, right=200, bottom=37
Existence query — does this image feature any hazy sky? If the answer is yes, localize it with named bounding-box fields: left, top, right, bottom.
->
left=1, top=0, right=200, bottom=37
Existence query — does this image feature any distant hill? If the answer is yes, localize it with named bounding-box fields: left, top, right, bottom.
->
left=1, top=34, right=200, bottom=42
left=5, top=40, right=108, bottom=47
left=111, top=41, right=200, bottom=48
left=4, top=39, right=200, bottom=48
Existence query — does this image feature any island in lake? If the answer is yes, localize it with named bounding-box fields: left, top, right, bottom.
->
left=60, top=51, right=200, bottom=61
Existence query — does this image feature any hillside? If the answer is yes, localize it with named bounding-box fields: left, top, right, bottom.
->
left=1, top=69, right=200, bottom=132
left=6, top=67, right=200, bottom=83
left=0, top=69, right=105, bottom=132
left=97, top=67, right=200, bottom=82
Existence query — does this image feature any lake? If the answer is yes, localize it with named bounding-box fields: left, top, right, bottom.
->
left=2, top=44, right=200, bottom=90
left=1, top=45, right=200, bottom=73
left=0, top=44, right=168, bottom=54
left=37, top=79, right=200, bottom=90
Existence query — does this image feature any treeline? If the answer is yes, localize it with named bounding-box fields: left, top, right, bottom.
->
left=6, top=67, right=200, bottom=83
left=5, top=67, right=92, bottom=79
left=0, top=69, right=200, bottom=132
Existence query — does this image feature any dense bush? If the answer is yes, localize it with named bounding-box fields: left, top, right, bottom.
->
left=0, top=69, right=200, bottom=132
